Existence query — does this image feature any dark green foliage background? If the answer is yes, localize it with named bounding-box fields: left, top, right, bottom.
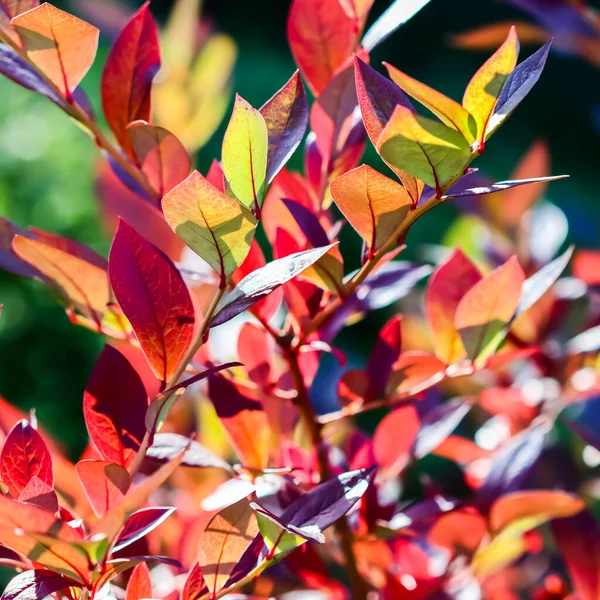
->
left=0, top=0, right=597, bottom=460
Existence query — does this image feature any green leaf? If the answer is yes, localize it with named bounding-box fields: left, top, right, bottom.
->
left=222, top=94, right=269, bottom=214
left=378, top=105, right=471, bottom=193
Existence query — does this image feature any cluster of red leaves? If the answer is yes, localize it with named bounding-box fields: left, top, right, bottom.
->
left=0, top=1, right=598, bottom=600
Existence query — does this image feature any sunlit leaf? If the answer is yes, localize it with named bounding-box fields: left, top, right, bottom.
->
left=462, top=26, right=519, bottom=144
left=12, top=3, right=98, bottom=96
left=287, top=0, right=358, bottom=95
left=378, top=105, right=471, bottom=193
left=127, top=121, right=191, bottom=198
left=109, top=219, right=195, bottom=385
left=75, top=460, right=131, bottom=518
left=0, top=419, right=53, bottom=497
left=12, top=235, right=109, bottom=324
left=222, top=95, right=269, bottom=214
left=162, top=171, right=257, bottom=287
left=198, top=498, right=259, bottom=596
left=354, top=57, right=423, bottom=201
left=210, top=244, right=335, bottom=327
left=385, top=61, right=475, bottom=142
left=101, top=2, right=160, bottom=155
left=454, top=256, right=525, bottom=364
left=426, top=249, right=481, bottom=365
left=125, top=563, right=152, bottom=600
left=330, top=165, right=412, bottom=257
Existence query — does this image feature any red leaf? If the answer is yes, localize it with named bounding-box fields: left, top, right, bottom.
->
left=101, top=2, right=160, bottom=155
left=366, top=314, right=402, bottom=400
left=75, top=459, right=131, bottom=518
left=83, top=345, right=148, bottom=468
left=109, top=219, right=195, bottom=385
left=237, top=322, right=272, bottom=389
left=0, top=419, right=53, bottom=497
left=17, top=476, right=58, bottom=513
left=113, top=506, right=175, bottom=553
left=373, top=405, right=420, bottom=478
left=182, top=563, right=207, bottom=600
left=127, top=121, right=191, bottom=198
left=125, top=563, right=152, bottom=600
left=287, top=0, right=359, bottom=95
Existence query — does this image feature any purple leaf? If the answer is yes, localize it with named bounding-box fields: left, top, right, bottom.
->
left=362, top=0, right=434, bottom=51
left=443, top=175, right=568, bottom=200
left=146, top=433, right=233, bottom=472
left=112, top=506, right=176, bottom=553
left=413, top=399, right=471, bottom=459
left=506, top=0, right=597, bottom=36
left=282, top=199, right=330, bottom=248
left=260, top=71, right=309, bottom=183
left=0, top=45, right=67, bottom=110
left=0, top=218, right=41, bottom=279
left=516, top=245, right=574, bottom=316
left=210, top=245, right=335, bottom=327
left=488, top=41, right=553, bottom=135
left=477, top=424, right=547, bottom=510
left=279, top=467, right=375, bottom=532
left=321, top=262, right=432, bottom=342
left=1, top=570, right=80, bottom=600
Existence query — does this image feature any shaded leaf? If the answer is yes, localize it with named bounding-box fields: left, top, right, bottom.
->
left=101, top=2, right=160, bottom=154
left=75, top=460, right=131, bottom=518
left=198, top=498, right=259, bottom=596
left=1, top=570, right=79, bottom=600
left=109, top=219, right=195, bottom=384
left=487, top=40, right=552, bottom=137
left=207, top=374, right=270, bottom=469
left=162, top=171, right=257, bottom=287
left=260, top=71, right=308, bottom=183
left=18, top=476, right=58, bottom=513
left=210, top=244, right=335, bottom=327
left=443, top=174, right=568, bottom=199
left=83, top=345, right=148, bottom=468
left=0, top=419, right=53, bottom=497
left=12, top=3, right=98, bottom=96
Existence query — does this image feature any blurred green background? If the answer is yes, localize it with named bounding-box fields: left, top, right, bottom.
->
left=0, top=0, right=598, bottom=460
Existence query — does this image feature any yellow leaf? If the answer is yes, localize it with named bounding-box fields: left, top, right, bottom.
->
left=462, top=26, right=519, bottom=144
left=162, top=171, right=257, bottom=285
left=222, top=94, right=269, bottom=214
left=385, top=61, right=476, bottom=143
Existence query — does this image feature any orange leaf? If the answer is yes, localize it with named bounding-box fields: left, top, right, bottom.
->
left=454, top=256, right=525, bottom=364
left=198, top=498, right=259, bottom=596
left=330, top=165, right=412, bottom=257
left=490, top=490, right=584, bottom=533
left=12, top=235, right=109, bottom=324
left=426, top=249, right=482, bottom=365
left=126, top=563, right=152, bottom=600
left=128, top=121, right=191, bottom=198
left=12, top=3, right=98, bottom=97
